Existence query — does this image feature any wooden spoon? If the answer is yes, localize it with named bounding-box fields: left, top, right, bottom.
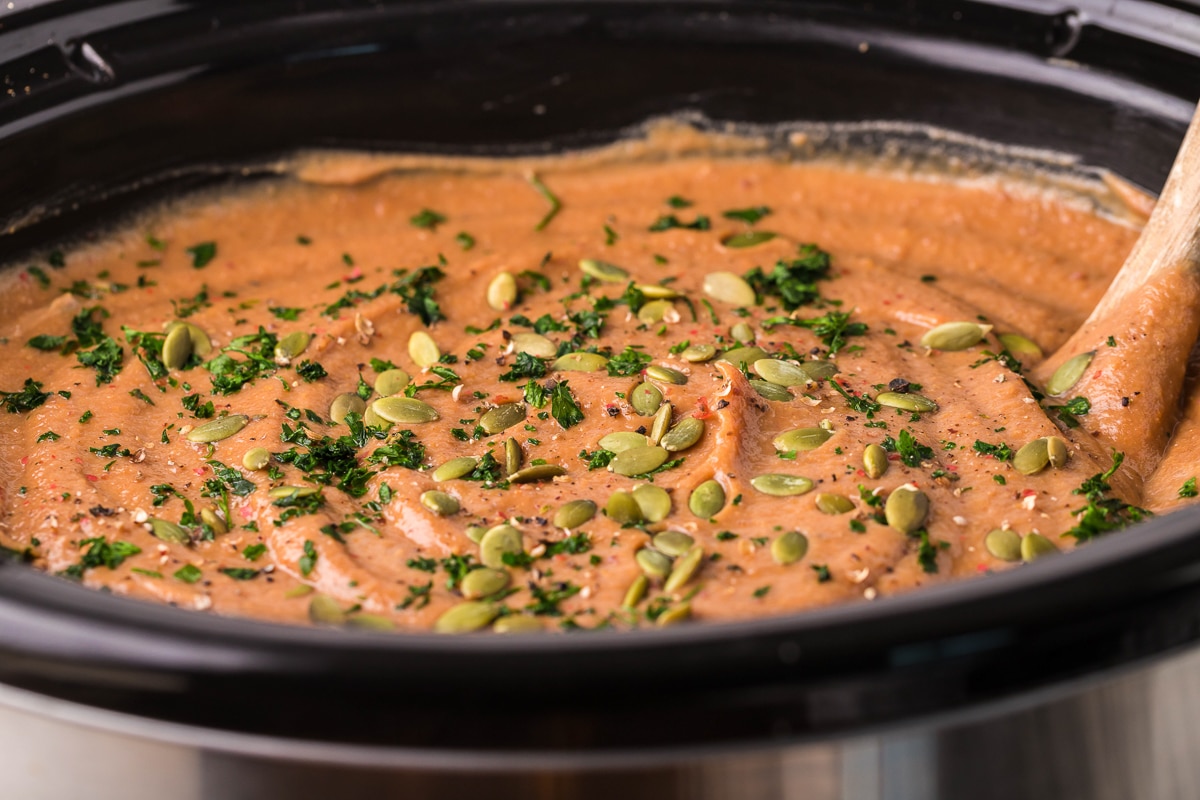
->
left=1032, top=104, right=1200, bottom=480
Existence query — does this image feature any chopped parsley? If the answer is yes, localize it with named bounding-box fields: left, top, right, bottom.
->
left=744, top=244, right=831, bottom=310
left=882, top=429, right=934, bottom=467
left=973, top=440, right=1013, bottom=462
left=59, top=536, right=141, bottom=580
left=606, top=345, right=651, bottom=377
left=1180, top=477, right=1198, bottom=499
left=185, top=241, right=217, bottom=268
left=409, top=208, right=446, bottom=230
left=1063, top=451, right=1151, bottom=541
left=723, top=206, right=771, bottom=224
left=648, top=214, right=711, bottom=232
left=550, top=381, right=584, bottom=429
left=0, top=379, right=51, bottom=414
left=499, top=351, right=547, bottom=382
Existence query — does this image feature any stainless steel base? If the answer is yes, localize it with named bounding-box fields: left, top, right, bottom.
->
left=3, top=644, right=1199, bottom=800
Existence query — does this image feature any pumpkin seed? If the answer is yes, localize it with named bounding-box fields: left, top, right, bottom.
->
left=801, top=360, right=839, bottom=381
left=752, top=358, right=811, bottom=387
left=750, top=380, right=793, bottom=402
left=243, top=447, right=271, bottom=471
left=199, top=507, right=227, bottom=535
left=579, top=258, right=629, bottom=282
left=635, top=547, right=672, bottom=580
left=346, top=614, right=395, bottom=632
left=162, top=323, right=193, bottom=371
left=631, top=382, right=664, bottom=416
left=689, top=479, right=726, bottom=518
left=876, top=391, right=938, bottom=413
left=374, top=368, right=411, bottom=397
left=722, top=230, right=777, bottom=248
left=511, top=332, right=557, bottom=359
left=637, top=299, right=675, bottom=324
left=815, top=492, right=855, bottom=515
left=885, top=486, right=929, bottom=534
left=599, top=431, right=650, bottom=453
left=622, top=574, right=648, bottom=608
left=652, top=530, right=694, bottom=558
left=187, top=414, right=249, bottom=443
left=479, top=402, right=526, bottom=435
left=309, top=595, right=346, bottom=625
left=771, top=531, right=808, bottom=565
left=268, top=485, right=320, bottom=500
left=371, top=396, right=439, bottom=424
left=275, top=331, right=312, bottom=362
left=1046, top=351, right=1094, bottom=396
left=433, top=456, right=478, bottom=482
left=655, top=602, right=691, bottom=627
left=664, top=546, right=704, bottom=593
left=863, top=443, right=889, bottom=479
left=329, top=393, right=366, bottom=425
left=637, top=283, right=679, bottom=299
left=554, top=499, right=597, bottom=530
left=465, top=525, right=488, bottom=544
left=648, top=402, right=673, bottom=446
left=507, top=464, right=567, bottom=483
left=703, top=271, right=756, bottom=306
left=480, top=524, right=523, bottom=568
left=634, top=485, right=672, bottom=522
left=998, top=332, right=1043, bottom=358
left=408, top=330, right=441, bottom=368
left=750, top=473, right=815, bottom=497
left=645, top=364, right=688, bottom=385
left=773, top=427, right=832, bottom=452
left=164, top=321, right=214, bottom=358
left=493, top=615, right=545, bottom=634
left=730, top=322, right=755, bottom=344
left=363, top=405, right=388, bottom=428
left=434, top=601, right=499, bottom=634
left=606, top=490, right=644, bottom=524
left=504, top=437, right=522, bottom=475
left=553, top=351, right=609, bottom=372
left=486, top=271, right=517, bottom=311
left=661, top=417, right=704, bottom=452
left=1046, top=436, right=1069, bottom=468
left=718, top=345, right=769, bottom=366
left=460, top=567, right=509, bottom=600
left=1021, top=532, right=1058, bottom=562
left=150, top=518, right=189, bottom=544
left=985, top=528, right=1022, bottom=562
left=420, top=490, right=460, bottom=516
left=1013, top=438, right=1050, bottom=476
left=920, top=321, right=991, bottom=351
left=681, top=344, right=717, bottom=363
left=610, top=445, right=669, bottom=477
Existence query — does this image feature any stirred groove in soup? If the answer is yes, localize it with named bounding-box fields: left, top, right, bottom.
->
left=0, top=129, right=1189, bottom=633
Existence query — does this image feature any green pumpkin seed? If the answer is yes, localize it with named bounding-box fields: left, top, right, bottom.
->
left=433, top=456, right=478, bottom=482
left=329, top=393, right=367, bottom=425
left=863, top=444, right=889, bottom=479
left=635, top=548, right=672, bottom=580
left=722, top=230, right=777, bottom=248
left=479, top=525, right=523, bottom=568
left=876, top=391, right=938, bottom=413
left=610, top=445, right=670, bottom=477
left=622, top=574, right=648, bottom=608
left=752, top=358, right=811, bottom=387
left=652, top=530, right=694, bottom=558
left=554, top=499, right=597, bottom=529
left=801, top=360, right=839, bottom=381
left=199, top=507, right=227, bottom=535
left=493, top=615, right=545, bottom=634
left=606, top=490, right=644, bottom=524
left=187, top=414, right=249, bottom=443
left=815, top=492, right=855, bottom=515
left=504, top=437, right=522, bottom=475
left=645, top=364, right=687, bottom=385
left=243, top=447, right=271, bottom=471
left=163, top=321, right=213, bottom=358
left=408, top=331, right=441, bottom=368
left=268, top=485, right=320, bottom=500
left=985, top=528, right=1022, bottom=562
left=465, top=525, right=488, bottom=544
left=363, top=405, right=388, bottom=428
left=637, top=283, right=679, bottom=299
left=730, top=322, right=755, bottom=344
left=371, top=396, right=439, bottom=424
left=162, top=323, right=193, bottom=371
left=664, top=546, right=704, bottom=593
left=420, top=490, right=459, bottom=516
left=434, top=601, right=499, bottom=634
left=1046, top=351, right=1094, bottom=396
left=1046, top=436, right=1069, bottom=468
left=648, top=402, right=673, bottom=446
left=773, top=427, right=832, bottom=452
left=284, top=585, right=314, bottom=599
left=579, top=258, right=629, bottom=282
left=150, top=518, right=189, bottom=544
left=750, top=474, right=815, bottom=497
left=1013, top=438, right=1050, bottom=476
left=507, top=464, right=567, bottom=483
left=479, top=402, right=526, bottom=435
left=346, top=614, right=395, bottom=632
left=771, top=531, right=808, bottom=565
left=689, top=480, right=726, bottom=518
left=718, top=345, right=769, bottom=367
left=920, top=321, right=991, bottom=351
left=553, top=351, right=609, bottom=372
left=511, top=332, right=557, bottom=359
left=631, top=382, right=664, bottom=416
left=998, top=332, right=1043, bottom=358
left=661, top=417, right=704, bottom=452
left=885, top=486, right=929, bottom=534
left=750, top=380, right=793, bottom=402
left=1021, top=532, right=1058, bottom=562
left=655, top=602, right=691, bottom=627
left=275, top=331, right=312, bottom=362
left=681, top=344, right=717, bottom=363
left=460, top=567, right=509, bottom=600
left=599, top=431, right=650, bottom=453
left=374, top=368, right=411, bottom=397
left=637, top=299, right=676, bottom=324
left=487, top=271, right=517, bottom=311
left=703, top=271, right=756, bottom=306
left=633, top=484, right=672, bottom=522
left=309, top=595, right=346, bottom=625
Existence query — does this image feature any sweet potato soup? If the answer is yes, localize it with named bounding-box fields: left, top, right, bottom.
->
left=0, top=137, right=1193, bottom=633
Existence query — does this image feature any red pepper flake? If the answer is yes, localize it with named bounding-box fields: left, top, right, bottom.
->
left=85, top=474, right=99, bottom=482
left=344, top=267, right=363, bottom=282
left=693, top=397, right=712, bottom=420
left=1020, top=489, right=1037, bottom=499
left=19, top=456, right=28, bottom=466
